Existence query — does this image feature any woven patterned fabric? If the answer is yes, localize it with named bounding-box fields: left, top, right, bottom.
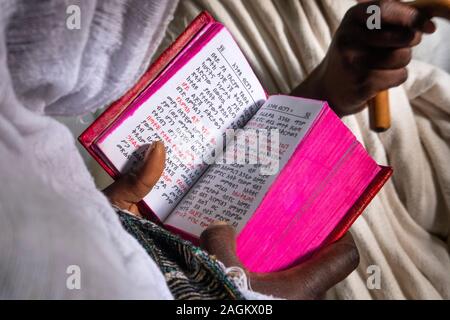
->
left=117, top=210, right=245, bottom=300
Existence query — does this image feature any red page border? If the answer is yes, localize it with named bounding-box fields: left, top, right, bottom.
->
left=325, top=165, right=393, bottom=244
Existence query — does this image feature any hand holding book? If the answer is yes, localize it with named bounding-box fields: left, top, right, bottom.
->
left=104, top=148, right=360, bottom=300
left=201, top=223, right=359, bottom=300
left=79, top=12, right=392, bottom=273
left=104, top=141, right=166, bottom=217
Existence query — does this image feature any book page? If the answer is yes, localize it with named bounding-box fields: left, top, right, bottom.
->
left=165, top=95, right=324, bottom=237
left=96, top=26, right=266, bottom=221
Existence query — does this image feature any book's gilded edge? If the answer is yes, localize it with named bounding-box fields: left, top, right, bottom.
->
left=125, top=168, right=393, bottom=262
left=78, top=11, right=215, bottom=179
left=324, top=165, right=393, bottom=245
left=165, top=166, right=393, bottom=251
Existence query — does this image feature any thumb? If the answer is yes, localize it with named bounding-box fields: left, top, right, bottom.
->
left=276, top=233, right=360, bottom=299
left=200, top=222, right=243, bottom=269
left=250, top=233, right=359, bottom=299
left=132, top=140, right=166, bottom=199
left=104, top=140, right=166, bottom=210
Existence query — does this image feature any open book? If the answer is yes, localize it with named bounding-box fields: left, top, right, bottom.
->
left=79, top=12, right=392, bottom=273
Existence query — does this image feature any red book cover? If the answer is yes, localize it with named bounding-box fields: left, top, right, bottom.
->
left=78, top=11, right=392, bottom=272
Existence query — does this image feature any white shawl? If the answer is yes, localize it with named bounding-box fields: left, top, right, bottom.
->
left=0, top=0, right=178, bottom=299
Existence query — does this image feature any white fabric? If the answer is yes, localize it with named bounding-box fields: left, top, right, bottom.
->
left=163, top=0, right=450, bottom=299
left=413, top=18, right=450, bottom=73
left=0, top=0, right=179, bottom=299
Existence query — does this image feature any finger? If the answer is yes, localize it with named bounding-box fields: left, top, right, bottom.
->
left=200, top=222, right=243, bottom=268
left=355, top=47, right=412, bottom=69
left=359, top=68, right=408, bottom=96
left=264, top=233, right=360, bottom=300
left=348, top=0, right=434, bottom=32
left=104, top=140, right=166, bottom=208
left=411, top=0, right=450, bottom=24
left=293, top=233, right=360, bottom=298
left=344, top=25, right=422, bottom=48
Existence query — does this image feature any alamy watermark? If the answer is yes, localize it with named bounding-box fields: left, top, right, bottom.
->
left=195, top=128, right=280, bottom=176
left=127, top=128, right=282, bottom=176
left=66, top=265, right=81, bottom=290
left=366, top=5, right=381, bottom=30
left=366, top=264, right=381, bottom=290
left=66, top=4, right=81, bottom=30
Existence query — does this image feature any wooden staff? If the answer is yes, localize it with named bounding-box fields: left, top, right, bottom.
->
left=369, top=90, right=390, bottom=132
left=369, top=0, right=450, bottom=132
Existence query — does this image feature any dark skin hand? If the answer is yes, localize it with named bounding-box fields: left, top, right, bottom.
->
left=201, top=222, right=359, bottom=300
left=105, top=143, right=360, bottom=299
left=104, top=140, right=166, bottom=217
left=293, top=0, right=436, bottom=117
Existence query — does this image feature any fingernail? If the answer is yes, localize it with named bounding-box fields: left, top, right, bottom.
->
left=145, top=141, right=157, bottom=158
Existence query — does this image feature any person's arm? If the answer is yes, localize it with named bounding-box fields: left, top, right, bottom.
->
left=292, top=0, right=436, bottom=117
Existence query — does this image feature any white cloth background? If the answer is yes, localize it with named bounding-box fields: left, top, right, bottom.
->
left=413, top=18, right=450, bottom=73
left=160, top=0, right=450, bottom=299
